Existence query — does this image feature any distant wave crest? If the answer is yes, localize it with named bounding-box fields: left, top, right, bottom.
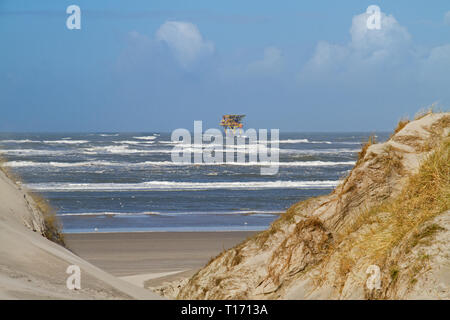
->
left=4, top=160, right=355, bottom=168
left=27, top=180, right=340, bottom=192
left=133, top=136, right=157, bottom=140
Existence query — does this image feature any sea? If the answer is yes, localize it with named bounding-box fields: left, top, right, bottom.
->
left=0, top=131, right=389, bottom=233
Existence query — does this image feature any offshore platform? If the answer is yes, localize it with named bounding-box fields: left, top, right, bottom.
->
left=220, top=114, right=245, bottom=134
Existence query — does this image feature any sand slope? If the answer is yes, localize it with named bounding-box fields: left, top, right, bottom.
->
left=0, top=169, right=162, bottom=300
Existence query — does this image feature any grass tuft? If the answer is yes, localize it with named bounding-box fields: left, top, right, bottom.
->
left=29, top=192, right=66, bottom=246
left=414, top=106, right=435, bottom=120
left=390, top=267, right=399, bottom=282
left=408, top=223, right=445, bottom=250
left=357, top=135, right=377, bottom=164
left=0, top=155, right=65, bottom=246
left=390, top=118, right=410, bottom=139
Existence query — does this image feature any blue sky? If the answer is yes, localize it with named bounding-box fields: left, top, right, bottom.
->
left=1, top=0, right=449, bottom=132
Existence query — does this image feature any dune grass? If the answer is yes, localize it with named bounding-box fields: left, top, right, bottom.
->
left=336, top=133, right=449, bottom=280
left=29, top=192, right=66, bottom=246
left=390, top=118, right=410, bottom=139
left=311, top=114, right=449, bottom=295
left=356, top=135, right=377, bottom=165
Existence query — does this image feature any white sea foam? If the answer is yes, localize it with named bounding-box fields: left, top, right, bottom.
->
left=133, top=160, right=354, bottom=167
left=59, top=210, right=280, bottom=217
left=82, top=145, right=154, bottom=154
left=0, top=139, right=41, bottom=143
left=59, top=211, right=160, bottom=217
left=308, top=141, right=332, bottom=144
left=1, top=146, right=359, bottom=157
left=43, top=140, right=89, bottom=144
left=0, top=139, right=89, bottom=145
left=273, top=139, right=332, bottom=144
left=163, top=144, right=358, bottom=154
left=3, top=160, right=119, bottom=168
left=133, top=136, right=157, bottom=140
left=4, top=160, right=355, bottom=168
left=277, top=139, right=309, bottom=143
left=82, top=145, right=267, bottom=154
left=159, top=139, right=332, bottom=145
left=230, top=161, right=354, bottom=167
left=281, top=148, right=359, bottom=154
left=113, top=140, right=155, bottom=145
left=26, top=180, right=339, bottom=192
left=1, top=149, right=70, bottom=156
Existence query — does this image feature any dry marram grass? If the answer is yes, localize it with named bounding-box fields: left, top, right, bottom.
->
left=0, top=155, right=65, bottom=246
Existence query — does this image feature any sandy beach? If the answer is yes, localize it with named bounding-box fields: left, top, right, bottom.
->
left=65, top=231, right=256, bottom=288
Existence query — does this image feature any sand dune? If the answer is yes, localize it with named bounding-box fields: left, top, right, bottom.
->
left=176, top=112, right=450, bottom=300
left=0, top=168, right=162, bottom=300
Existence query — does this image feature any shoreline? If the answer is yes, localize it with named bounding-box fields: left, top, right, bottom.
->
left=63, top=228, right=266, bottom=234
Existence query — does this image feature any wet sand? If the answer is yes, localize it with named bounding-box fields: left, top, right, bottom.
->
left=64, top=231, right=256, bottom=287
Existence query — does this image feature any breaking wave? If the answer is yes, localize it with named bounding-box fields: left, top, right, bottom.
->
left=42, top=140, right=89, bottom=144
left=133, top=136, right=157, bottom=140
left=27, top=180, right=340, bottom=192
left=4, top=160, right=355, bottom=168
left=58, top=210, right=281, bottom=217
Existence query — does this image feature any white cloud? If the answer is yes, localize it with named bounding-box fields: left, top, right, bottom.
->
left=246, top=46, right=283, bottom=75
left=297, top=9, right=419, bottom=90
left=425, top=44, right=450, bottom=66
left=349, top=12, right=411, bottom=57
left=306, top=41, right=349, bottom=71
left=296, top=8, right=450, bottom=114
left=156, top=21, right=214, bottom=69
left=303, top=10, right=411, bottom=75
left=445, top=11, right=450, bottom=25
